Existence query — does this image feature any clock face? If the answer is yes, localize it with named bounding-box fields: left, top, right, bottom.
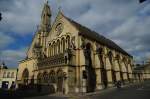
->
left=55, top=23, right=63, bottom=36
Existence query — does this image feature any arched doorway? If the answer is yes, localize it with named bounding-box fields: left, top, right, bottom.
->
left=43, top=71, right=48, bottom=84
left=84, top=43, right=96, bottom=92
left=37, top=73, right=42, bottom=84
left=22, top=68, right=29, bottom=85
left=57, top=69, right=64, bottom=92
left=49, top=70, right=56, bottom=93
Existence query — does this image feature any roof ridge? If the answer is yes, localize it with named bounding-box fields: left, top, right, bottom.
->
left=63, top=15, right=132, bottom=57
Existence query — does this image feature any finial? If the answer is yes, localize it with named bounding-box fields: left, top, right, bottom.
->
left=57, top=0, right=62, bottom=12
left=45, top=0, right=48, bottom=4
left=58, top=6, right=62, bottom=12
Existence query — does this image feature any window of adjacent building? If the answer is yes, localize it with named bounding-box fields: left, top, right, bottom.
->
left=3, top=72, right=6, bottom=78
left=11, top=72, right=15, bottom=78
left=7, top=72, right=10, bottom=78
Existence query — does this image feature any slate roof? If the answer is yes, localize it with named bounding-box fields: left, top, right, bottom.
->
left=63, top=15, right=132, bottom=57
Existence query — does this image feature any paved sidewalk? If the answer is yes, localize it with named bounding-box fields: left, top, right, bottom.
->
left=49, top=83, right=136, bottom=98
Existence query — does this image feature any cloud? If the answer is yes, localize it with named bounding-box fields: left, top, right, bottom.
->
left=62, top=0, right=139, bottom=34
left=0, top=0, right=150, bottom=66
left=0, top=0, right=44, bottom=35
left=0, top=47, right=27, bottom=67
left=108, top=4, right=150, bottom=63
left=0, top=32, right=15, bottom=49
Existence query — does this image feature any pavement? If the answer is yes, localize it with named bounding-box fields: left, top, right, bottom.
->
left=80, top=81, right=150, bottom=99
left=1, top=81, right=150, bottom=99
left=25, top=81, right=150, bottom=99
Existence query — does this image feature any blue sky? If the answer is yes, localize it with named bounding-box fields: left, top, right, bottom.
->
left=0, top=0, right=150, bottom=68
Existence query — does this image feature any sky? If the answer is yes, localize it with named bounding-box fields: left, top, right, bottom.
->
left=0, top=0, right=150, bottom=68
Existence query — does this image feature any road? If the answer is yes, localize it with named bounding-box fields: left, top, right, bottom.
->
left=21, top=81, right=150, bottom=99
left=81, top=81, right=150, bottom=99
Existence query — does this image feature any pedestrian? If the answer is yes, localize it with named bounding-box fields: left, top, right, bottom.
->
left=116, top=81, right=121, bottom=88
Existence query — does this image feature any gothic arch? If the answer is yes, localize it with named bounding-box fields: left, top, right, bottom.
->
left=52, top=41, right=55, bottom=56
left=57, top=69, right=63, bottom=77
left=85, top=42, right=92, bottom=50
left=22, top=68, right=29, bottom=84
left=56, top=40, right=61, bottom=54
left=48, top=43, right=51, bottom=57
left=116, top=54, right=123, bottom=80
left=56, top=69, right=64, bottom=92
left=61, top=37, right=65, bottom=53
left=108, top=51, right=116, bottom=83
left=49, top=70, right=56, bottom=83
left=107, top=51, right=113, bottom=65
left=7, top=72, right=10, bottom=78
left=43, top=71, right=48, bottom=84
left=37, top=73, right=42, bottom=84
left=122, top=57, right=127, bottom=72
left=11, top=72, right=15, bottom=78
left=66, top=35, right=70, bottom=49
left=3, top=72, right=6, bottom=78
left=96, top=46, right=104, bottom=68
left=84, top=42, right=96, bottom=92
left=97, top=46, right=108, bottom=88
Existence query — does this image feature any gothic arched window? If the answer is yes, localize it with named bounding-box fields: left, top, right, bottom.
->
left=52, top=42, right=55, bottom=56
left=108, top=51, right=113, bottom=64
left=57, top=40, right=60, bottom=54
left=49, top=44, right=51, bottom=57
left=66, top=36, right=70, bottom=49
left=61, top=38, right=65, bottom=53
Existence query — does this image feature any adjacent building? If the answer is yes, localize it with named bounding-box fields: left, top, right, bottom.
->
left=17, top=1, right=133, bottom=94
left=0, top=62, right=18, bottom=89
left=133, top=63, right=150, bottom=82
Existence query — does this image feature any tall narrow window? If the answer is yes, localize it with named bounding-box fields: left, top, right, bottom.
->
left=57, top=40, right=60, bottom=54
left=7, top=72, right=10, bottom=78
left=11, top=72, right=14, bottom=78
left=66, top=36, right=70, bottom=49
left=3, top=72, right=6, bottom=78
left=62, top=38, right=65, bottom=52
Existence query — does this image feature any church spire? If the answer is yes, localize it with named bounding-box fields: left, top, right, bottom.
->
left=39, top=0, right=51, bottom=32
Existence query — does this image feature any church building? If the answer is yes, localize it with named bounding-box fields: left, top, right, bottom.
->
left=17, top=1, right=133, bottom=94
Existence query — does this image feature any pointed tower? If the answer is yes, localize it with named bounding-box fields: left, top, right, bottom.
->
left=37, top=0, right=51, bottom=50
left=39, top=0, right=51, bottom=32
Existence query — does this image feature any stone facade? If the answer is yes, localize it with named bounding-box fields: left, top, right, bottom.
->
left=17, top=2, right=133, bottom=94
left=0, top=62, right=18, bottom=89
left=133, top=64, right=150, bottom=82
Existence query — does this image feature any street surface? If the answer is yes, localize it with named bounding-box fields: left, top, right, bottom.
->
left=81, top=81, right=150, bottom=99
left=25, top=81, right=150, bottom=99
left=1, top=81, right=149, bottom=99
